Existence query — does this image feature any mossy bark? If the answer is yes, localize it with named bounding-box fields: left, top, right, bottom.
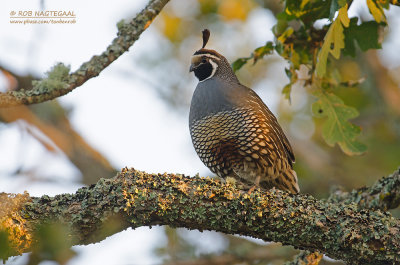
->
left=0, top=0, right=170, bottom=107
left=328, top=168, right=400, bottom=211
left=1, top=168, right=400, bottom=264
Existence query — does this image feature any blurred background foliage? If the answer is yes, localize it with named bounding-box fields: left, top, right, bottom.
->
left=1, top=0, right=400, bottom=264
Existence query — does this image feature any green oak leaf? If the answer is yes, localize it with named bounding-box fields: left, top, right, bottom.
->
left=343, top=18, right=382, bottom=57
left=232, top=57, right=251, bottom=72
left=312, top=90, right=366, bottom=155
left=284, top=0, right=332, bottom=22
left=232, top=42, right=275, bottom=72
left=253, top=42, right=274, bottom=64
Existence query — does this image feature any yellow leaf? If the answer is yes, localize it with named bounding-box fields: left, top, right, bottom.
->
left=316, top=4, right=349, bottom=76
left=331, top=5, right=349, bottom=59
left=159, top=13, right=182, bottom=42
left=367, top=0, right=387, bottom=23
left=338, top=4, right=349, bottom=27
left=300, top=0, right=310, bottom=9
left=284, top=7, right=308, bottom=17
left=218, top=0, right=255, bottom=21
left=330, top=20, right=344, bottom=59
left=277, top=27, right=294, bottom=44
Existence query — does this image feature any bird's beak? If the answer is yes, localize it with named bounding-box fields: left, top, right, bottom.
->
left=189, top=64, right=196, bottom=72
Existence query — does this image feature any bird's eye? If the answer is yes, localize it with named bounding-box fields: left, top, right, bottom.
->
left=201, top=58, right=207, bottom=63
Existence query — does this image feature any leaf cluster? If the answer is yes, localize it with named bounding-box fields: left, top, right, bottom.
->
left=232, top=0, right=392, bottom=155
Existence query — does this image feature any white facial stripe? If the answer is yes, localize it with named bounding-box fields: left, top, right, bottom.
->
left=199, top=59, right=218, bottom=83
left=192, top=54, right=221, bottom=61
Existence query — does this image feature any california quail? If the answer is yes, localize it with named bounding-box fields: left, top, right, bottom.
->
left=189, top=29, right=299, bottom=194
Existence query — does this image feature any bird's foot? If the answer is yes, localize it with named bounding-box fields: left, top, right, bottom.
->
left=247, top=176, right=261, bottom=194
left=247, top=183, right=261, bottom=194
left=247, top=185, right=258, bottom=194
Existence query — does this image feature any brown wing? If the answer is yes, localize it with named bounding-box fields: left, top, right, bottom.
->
left=259, top=99, right=295, bottom=166
left=229, top=86, right=295, bottom=167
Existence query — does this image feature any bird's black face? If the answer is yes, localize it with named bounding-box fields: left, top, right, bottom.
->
left=190, top=54, right=219, bottom=82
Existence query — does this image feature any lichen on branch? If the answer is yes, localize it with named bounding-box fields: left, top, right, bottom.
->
left=328, top=167, right=400, bottom=211
left=0, top=0, right=170, bottom=108
left=1, top=168, right=400, bottom=264
left=0, top=192, right=32, bottom=259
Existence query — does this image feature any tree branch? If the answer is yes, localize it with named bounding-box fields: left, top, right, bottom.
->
left=0, top=0, right=170, bottom=108
left=1, top=168, right=400, bottom=264
left=328, top=168, right=400, bottom=211
left=284, top=168, right=400, bottom=265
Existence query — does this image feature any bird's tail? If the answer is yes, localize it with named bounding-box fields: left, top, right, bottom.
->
left=280, top=169, right=300, bottom=194
left=260, top=169, right=300, bottom=194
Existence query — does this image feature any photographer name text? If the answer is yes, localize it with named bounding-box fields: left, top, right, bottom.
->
left=11, top=10, right=76, bottom=18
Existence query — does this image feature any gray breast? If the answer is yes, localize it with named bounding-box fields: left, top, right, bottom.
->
left=189, top=77, right=244, bottom=126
